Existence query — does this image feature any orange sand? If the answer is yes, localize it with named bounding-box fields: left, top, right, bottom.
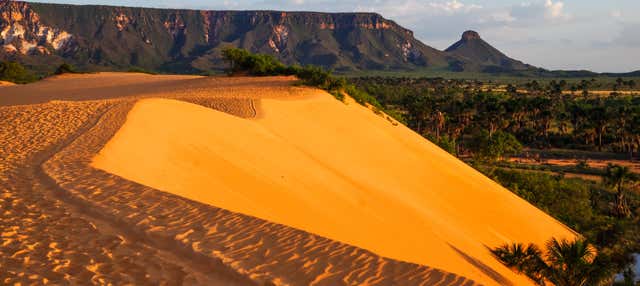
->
left=93, top=92, right=576, bottom=285
left=2, top=73, right=481, bottom=285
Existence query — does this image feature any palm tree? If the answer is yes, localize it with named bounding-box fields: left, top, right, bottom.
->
left=492, top=238, right=613, bottom=286
left=492, top=243, right=546, bottom=285
left=544, top=239, right=611, bottom=286
left=603, top=164, right=637, bottom=218
left=589, top=105, right=609, bottom=152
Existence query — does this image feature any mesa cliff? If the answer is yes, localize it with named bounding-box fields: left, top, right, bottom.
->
left=0, top=0, right=450, bottom=73
left=0, top=0, right=537, bottom=74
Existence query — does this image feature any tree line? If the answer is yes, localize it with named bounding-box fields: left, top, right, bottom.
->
left=351, top=77, right=640, bottom=160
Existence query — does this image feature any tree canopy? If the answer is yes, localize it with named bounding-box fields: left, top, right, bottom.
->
left=469, top=130, right=523, bottom=162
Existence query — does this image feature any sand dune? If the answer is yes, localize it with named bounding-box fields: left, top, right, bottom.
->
left=0, top=101, right=248, bottom=285
left=90, top=79, right=577, bottom=285
left=2, top=73, right=482, bottom=285
left=0, top=72, right=305, bottom=106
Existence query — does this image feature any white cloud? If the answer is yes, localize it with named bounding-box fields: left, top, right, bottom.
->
left=353, top=0, right=481, bottom=18
left=427, top=0, right=482, bottom=14
left=609, top=9, right=624, bottom=21
left=478, top=10, right=516, bottom=24
left=544, top=0, right=569, bottom=20
left=610, top=10, right=622, bottom=19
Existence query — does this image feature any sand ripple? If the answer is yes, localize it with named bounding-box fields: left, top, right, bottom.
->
left=1, top=74, right=477, bottom=285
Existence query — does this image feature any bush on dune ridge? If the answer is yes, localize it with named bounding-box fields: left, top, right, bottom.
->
left=221, top=48, right=296, bottom=76
left=220, top=47, right=393, bottom=117
left=54, top=63, right=77, bottom=75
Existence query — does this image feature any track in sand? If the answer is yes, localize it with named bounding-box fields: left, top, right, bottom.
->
left=1, top=73, right=482, bottom=285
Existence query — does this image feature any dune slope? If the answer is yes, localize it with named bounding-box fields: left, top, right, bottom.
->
left=2, top=73, right=480, bottom=285
left=93, top=93, right=576, bottom=285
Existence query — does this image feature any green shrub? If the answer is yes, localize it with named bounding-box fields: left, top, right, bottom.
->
left=469, top=130, right=523, bottom=162
left=0, top=61, right=36, bottom=83
left=127, top=66, right=157, bottom=75
left=296, top=65, right=332, bottom=87
left=221, top=48, right=251, bottom=74
left=344, top=84, right=383, bottom=110
left=426, top=134, right=457, bottom=155
left=221, top=48, right=293, bottom=76
left=491, top=169, right=595, bottom=229
left=54, top=63, right=77, bottom=75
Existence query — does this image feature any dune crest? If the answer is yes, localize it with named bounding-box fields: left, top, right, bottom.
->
left=3, top=74, right=486, bottom=285
left=93, top=92, right=576, bottom=285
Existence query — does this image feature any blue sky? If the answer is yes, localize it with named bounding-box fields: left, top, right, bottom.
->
left=30, top=0, right=640, bottom=72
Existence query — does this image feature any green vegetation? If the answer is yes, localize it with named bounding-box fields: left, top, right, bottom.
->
left=490, top=160, right=605, bottom=177
left=492, top=238, right=613, bottom=286
left=350, top=76, right=640, bottom=280
left=54, top=63, right=77, bottom=75
left=344, top=70, right=640, bottom=88
left=351, top=77, right=640, bottom=157
left=604, top=165, right=638, bottom=219
left=426, top=134, right=457, bottom=154
left=221, top=48, right=388, bottom=114
left=126, top=66, right=158, bottom=75
left=0, top=61, right=84, bottom=84
left=469, top=130, right=522, bottom=162
left=221, top=48, right=297, bottom=76
left=484, top=167, right=640, bottom=281
left=0, top=61, right=37, bottom=84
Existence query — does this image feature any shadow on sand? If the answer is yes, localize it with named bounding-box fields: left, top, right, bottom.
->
left=448, top=243, right=514, bottom=286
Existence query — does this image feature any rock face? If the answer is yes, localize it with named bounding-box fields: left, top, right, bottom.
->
left=0, top=1, right=74, bottom=55
left=461, top=30, right=481, bottom=41
left=0, top=0, right=534, bottom=74
left=445, top=30, right=533, bottom=73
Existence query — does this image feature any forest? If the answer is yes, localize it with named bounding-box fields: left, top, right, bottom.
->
left=351, top=77, right=640, bottom=158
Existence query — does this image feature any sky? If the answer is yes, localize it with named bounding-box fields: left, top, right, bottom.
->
left=30, top=0, right=640, bottom=72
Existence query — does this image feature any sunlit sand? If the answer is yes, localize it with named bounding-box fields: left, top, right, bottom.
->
left=92, top=82, right=576, bottom=285
left=2, top=73, right=489, bottom=285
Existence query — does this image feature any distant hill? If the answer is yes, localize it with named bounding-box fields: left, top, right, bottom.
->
left=445, top=30, right=535, bottom=73
left=603, top=70, right=640, bottom=77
